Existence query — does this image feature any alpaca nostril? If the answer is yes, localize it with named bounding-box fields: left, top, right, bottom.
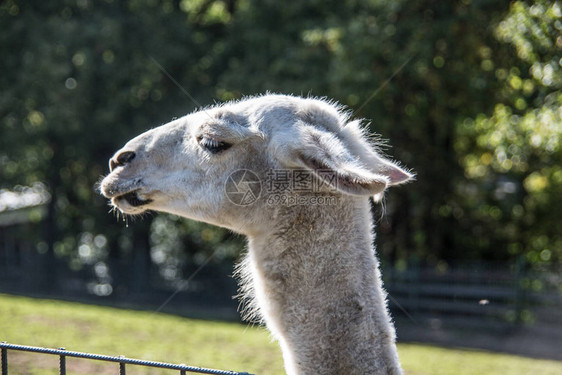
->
left=110, top=151, right=136, bottom=171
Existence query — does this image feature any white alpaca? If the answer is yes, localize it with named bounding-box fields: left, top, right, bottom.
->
left=100, top=94, right=412, bottom=374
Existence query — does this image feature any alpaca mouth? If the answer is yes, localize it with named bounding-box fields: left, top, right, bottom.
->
left=114, top=190, right=153, bottom=207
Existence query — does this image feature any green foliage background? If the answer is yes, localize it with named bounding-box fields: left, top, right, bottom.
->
left=0, top=0, right=560, bottom=290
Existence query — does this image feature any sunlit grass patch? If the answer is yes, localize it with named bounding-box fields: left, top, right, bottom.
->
left=1, top=294, right=560, bottom=375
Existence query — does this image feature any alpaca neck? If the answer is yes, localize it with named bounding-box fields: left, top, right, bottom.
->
left=245, top=197, right=402, bottom=375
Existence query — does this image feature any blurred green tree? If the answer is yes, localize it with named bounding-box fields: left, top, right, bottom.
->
left=0, top=0, right=560, bottom=299
left=0, top=0, right=237, bottom=293
left=455, top=0, right=561, bottom=268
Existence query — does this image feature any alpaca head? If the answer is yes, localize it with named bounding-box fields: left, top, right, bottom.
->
left=99, top=95, right=412, bottom=233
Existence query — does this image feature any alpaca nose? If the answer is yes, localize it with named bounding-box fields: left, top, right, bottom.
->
left=110, top=151, right=136, bottom=171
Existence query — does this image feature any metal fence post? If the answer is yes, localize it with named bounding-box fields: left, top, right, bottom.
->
left=1, top=343, right=7, bottom=375
left=118, top=355, right=126, bottom=375
left=59, top=348, right=66, bottom=375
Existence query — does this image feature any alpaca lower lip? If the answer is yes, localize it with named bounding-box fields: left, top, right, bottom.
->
left=116, top=191, right=152, bottom=207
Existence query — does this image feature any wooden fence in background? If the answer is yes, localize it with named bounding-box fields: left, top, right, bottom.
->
left=384, top=259, right=562, bottom=331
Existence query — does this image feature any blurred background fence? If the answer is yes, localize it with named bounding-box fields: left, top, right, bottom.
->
left=386, top=260, right=562, bottom=330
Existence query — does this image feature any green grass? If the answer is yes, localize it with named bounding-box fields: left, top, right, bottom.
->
left=1, top=294, right=560, bottom=375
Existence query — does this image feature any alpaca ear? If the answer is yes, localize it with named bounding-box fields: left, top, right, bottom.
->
left=367, top=154, right=412, bottom=186
left=293, top=127, right=411, bottom=196
left=297, top=152, right=389, bottom=196
left=339, top=120, right=413, bottom=187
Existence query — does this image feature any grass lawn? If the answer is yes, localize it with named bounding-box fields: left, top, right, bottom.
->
left=1, top=294, right=560, bottom=375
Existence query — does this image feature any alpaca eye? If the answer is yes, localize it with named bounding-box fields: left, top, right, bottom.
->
left=198, top=137, right=232, bottom=154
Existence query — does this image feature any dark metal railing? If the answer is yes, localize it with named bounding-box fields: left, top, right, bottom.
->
left=0, top=342, right=253, bottom=375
